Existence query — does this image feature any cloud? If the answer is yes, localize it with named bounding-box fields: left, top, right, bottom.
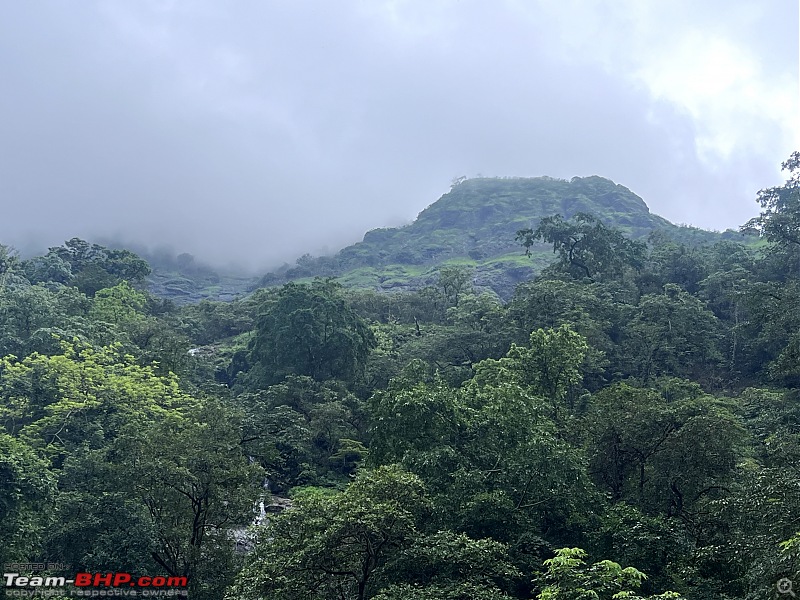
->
left=0, top=0, right=796, bottom=268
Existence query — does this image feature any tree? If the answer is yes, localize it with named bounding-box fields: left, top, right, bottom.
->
left=43, top=399, right=262, bottom=600
left=743, top=151, right=800, bottom=275
left=90, top=280, right=148, bottom=323
left=0, top=340, right=191, bottom=463
left=0, top=244, right=20, bottom=277
left=228, top=465, right=429, bottom=600
left=369, top=366, right=596, bottom=550
left=476, top=324, right=590, bottom=424
left=125, top=399, right=263, bottom=599
left=0, top=334, right=262, bottom=599
left=586, top=383, right=745, bottom=518
left=0, top=433, right=56, bottom=566
left=536, top=547, right=683, bottom=600
left=45, top=238, right=151, bottom=295
left=21, top=253, right=72, bottom=285
left=589, top=504, right=692, bottom=595
left=0, top=244, right=32, bottom=288
left=247, top=279, right=376, bottom=386
left=704, top=387, right=800, bottom=597
left=44, top=448, right=158, bottom=574
left=437, top=265, right=473, bottom=306
left=368, top=378, right=465, bottom=471
left=237, top=376, right=368, bottom=489
left=516, top=213, right=646, bottom=282
left=640, top=234, right=709, bottom=295
left=376, top=531, right=519, bottom=599
left=619, top=286, right=722, bottom=383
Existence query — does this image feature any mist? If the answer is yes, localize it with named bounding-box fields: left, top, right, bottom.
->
left=0, top=0, right=797, bottom=270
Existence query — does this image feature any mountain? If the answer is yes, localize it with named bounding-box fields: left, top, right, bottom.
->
left=260, top=175, right=744, bottom=299
left=136, top=248, right=259, bottom=304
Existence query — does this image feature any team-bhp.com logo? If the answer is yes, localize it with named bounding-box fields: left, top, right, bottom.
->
left=3, top=568, right=188, bottom=597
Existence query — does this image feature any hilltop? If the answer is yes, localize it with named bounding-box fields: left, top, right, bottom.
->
left=259, top=175, right=743, bottom=299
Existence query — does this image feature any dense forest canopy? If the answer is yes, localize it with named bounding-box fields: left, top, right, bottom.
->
left=2, top=153, right=800, bottom=599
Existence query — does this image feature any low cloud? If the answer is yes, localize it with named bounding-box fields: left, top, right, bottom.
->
left=0, top=0, right=796, bottom=269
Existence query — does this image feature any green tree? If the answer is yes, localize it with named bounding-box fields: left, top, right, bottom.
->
left=698, top=242, right=755, bottom=377
left=437, top=265, right=473, bottom=306
left=0, top=433, right=56, bottom=566
left=517, top=213, right=646, bottom=282
left=126, top=399, right=263, bottom=598
left=44, top=448, right=157, bottom=574
left=640, top=234, right=709, bottom=295
left=703, top=387, right=800, bottom=597
left=0, top=244, right=30, bottom=287
left=45, top=238, right=150, bottom=295
left=0, top=341, right=191, bottom=463
left=237, top=376, right=368, bottom=489
left=586, top=383, right=745, bottom=518
left=43, top=399, right=261, bottom=600
left=247, top=279, right=376, bottom=386
left=22, top=253, right=73, bottom=285
left=619, top=286, right=722, bottom=383
left=376, top=531, right=519, bottom=600
left=0, top=284, right=95, bottom=357
left=536, top=547, right=683, bottom=600
left=589, top=504, right=692, bottom=596
left=477, top=324, right=590, bottom=424
left=228, top=465, right=429, bottom=600
left=743, top=151, right=800, bottom=275
left=370, top=368, right=595, bottom=550
left=368, top=378, right=465, bottom=471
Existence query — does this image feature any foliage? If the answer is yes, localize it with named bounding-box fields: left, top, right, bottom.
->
left=586, top=383, right=745, bottom=517
left=40, top=238, right=151, bottom=295
left=237, top=376, right=368, bottom=489
left=247, top=279, right=376, bottom=386
left=743, top=151, right=800, bottom=273
left=437, top=265, right=474, bottom=305
left=0, top=433, right=56, bottom=566
left=536, top=547, right=683, bottom=600
left=477, top=324, right=590, bottom=424
left=228, top=465, right=429, bottom=600
left=618, top=286, right=722, bottom=382
left=0, top=341, right=190, bottom=461
left=517, top=213, right=646, bottom=283
left=370, top=342, right=597, bottom=549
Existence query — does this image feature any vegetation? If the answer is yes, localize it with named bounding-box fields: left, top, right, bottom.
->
left=2, top=154, right=800, bottom=599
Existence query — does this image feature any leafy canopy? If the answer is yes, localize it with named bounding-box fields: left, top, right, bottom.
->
left=247, top=279, right=376, bottom=386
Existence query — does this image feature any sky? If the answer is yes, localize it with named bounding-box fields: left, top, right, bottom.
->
left=1, top=0, right=798, bottom=270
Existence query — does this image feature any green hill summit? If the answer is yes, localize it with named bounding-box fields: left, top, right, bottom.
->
left=358, top=176, right=667, bottom=262
left=263, top=176, right=737, bottom=298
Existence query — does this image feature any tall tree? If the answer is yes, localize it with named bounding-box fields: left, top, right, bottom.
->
left=0, top=433, right=55, bottom=566
left=247, top=279, right=376, bottom=386
left=228, top=465, right=430, bottom=600
left=743, top=151, right=800, bottom=276
left=619, top=286, right=722, bottom=383
left=516, top=213, right=645, bottom=283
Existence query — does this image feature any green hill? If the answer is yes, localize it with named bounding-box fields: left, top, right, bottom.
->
left=261, top=175, right=744, bottom=299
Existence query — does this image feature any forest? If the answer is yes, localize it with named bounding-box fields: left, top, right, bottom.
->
left=2, top=153, right=800, bottom=600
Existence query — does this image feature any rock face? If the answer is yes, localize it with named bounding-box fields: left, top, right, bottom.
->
left=147, top=270, right=258, bottom=305
left=264, top=496, right=293, bottom=514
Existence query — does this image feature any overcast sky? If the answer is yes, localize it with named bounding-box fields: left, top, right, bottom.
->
left=1, top=1, right=797, bottom=269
